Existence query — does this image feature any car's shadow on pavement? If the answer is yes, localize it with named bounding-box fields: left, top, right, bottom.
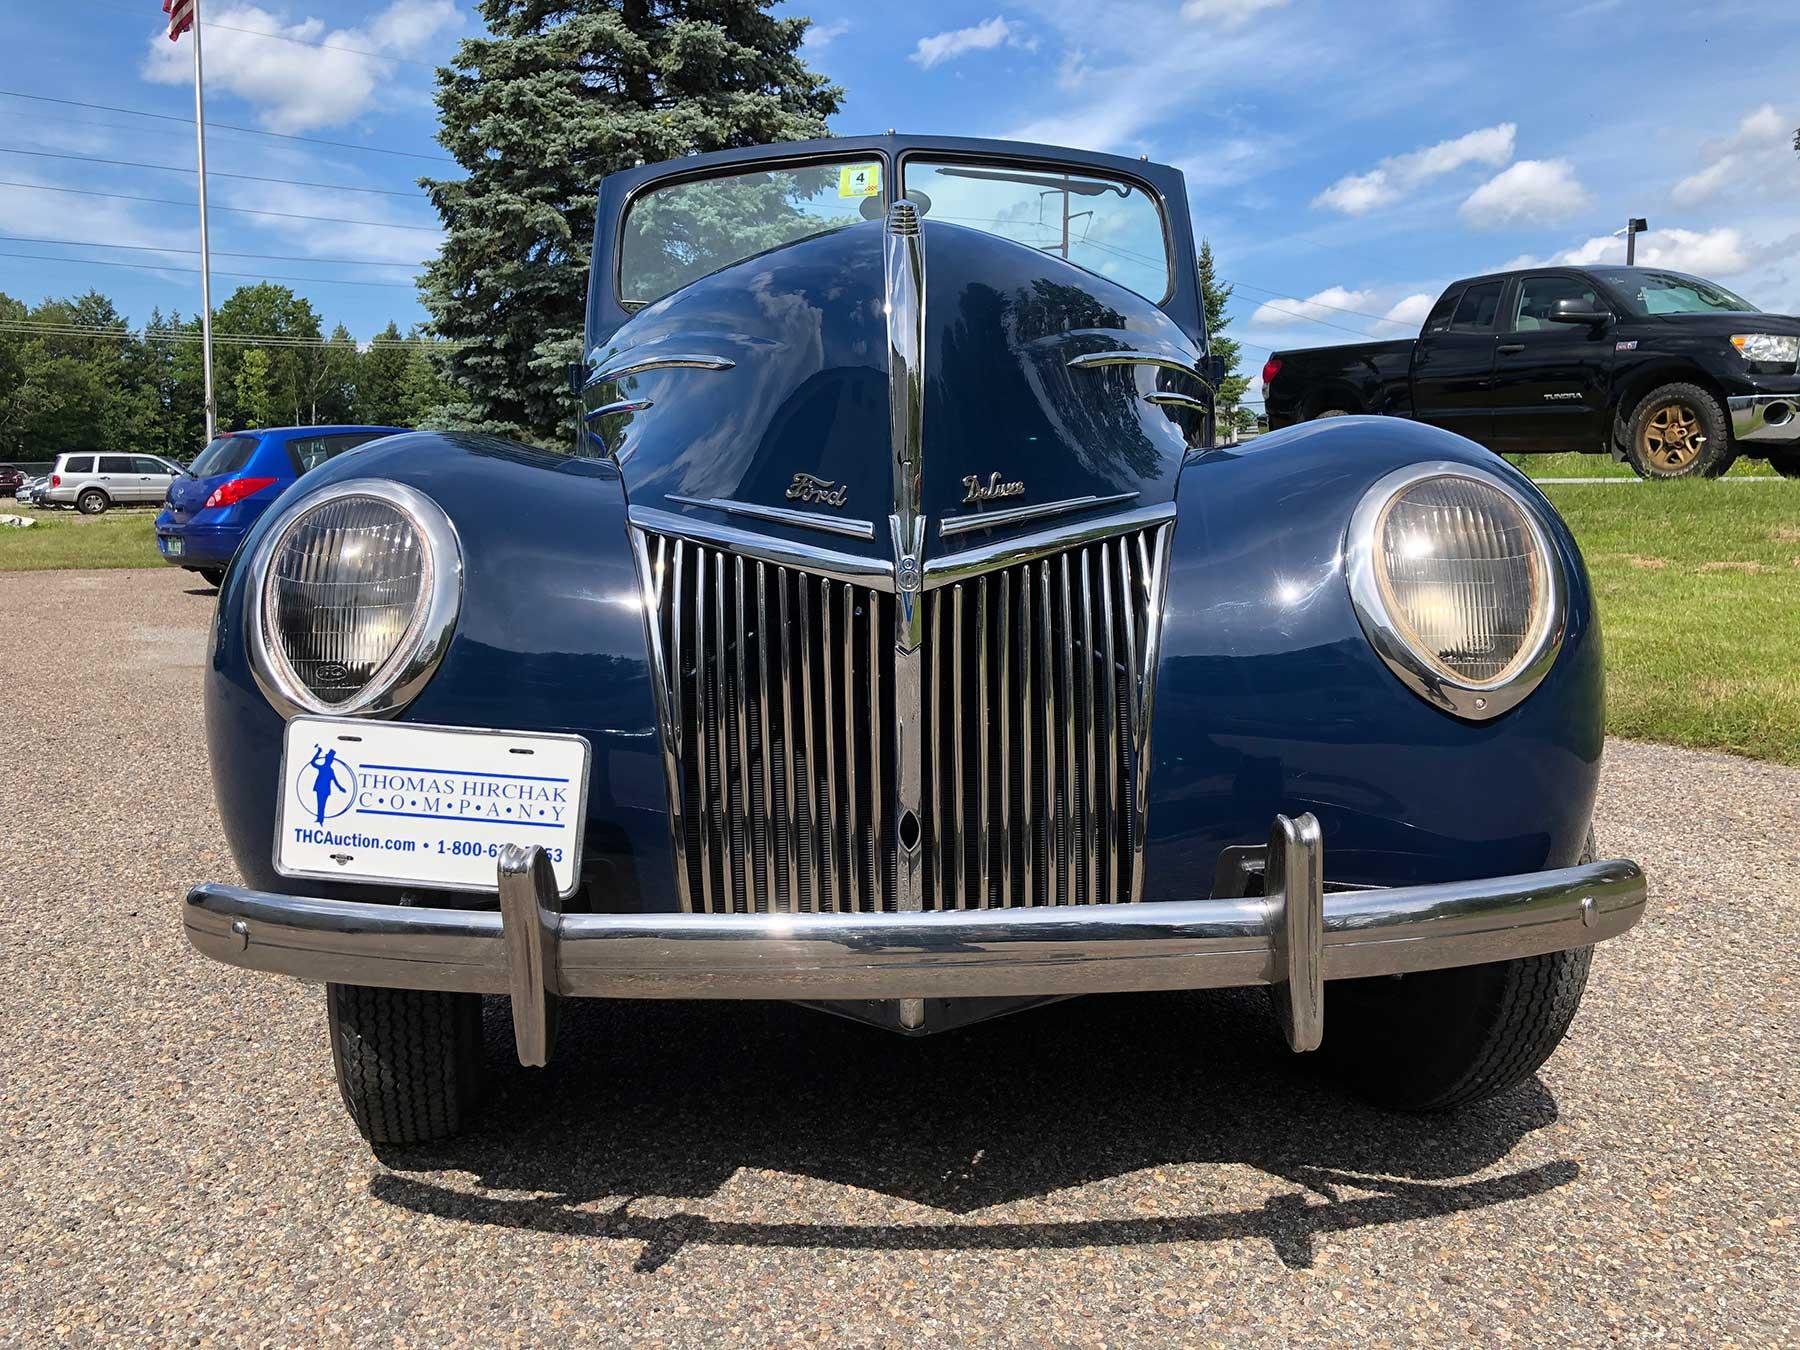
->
left=369, top=988, right=1575, bottom=1271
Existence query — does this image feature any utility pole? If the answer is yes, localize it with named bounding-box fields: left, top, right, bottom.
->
left=182, top=0, right=218, bottom=442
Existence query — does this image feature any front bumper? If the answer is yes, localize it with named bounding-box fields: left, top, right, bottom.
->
left=1730, top=393, right=1800, bottom=443
left=184, top=814, right=1647, bottom=1066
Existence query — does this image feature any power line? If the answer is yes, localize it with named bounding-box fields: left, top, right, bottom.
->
left=0, top=180, right=443, bottom=232
left=0, top=146, right=425, bottom=198
left=1225, top=278, right=1408, bottom=328
left=0, top=318, right=462, bottom=348
left=0, top=90, right=455, bottom=164
left=0, top=235, right=426, bottom=268
left=0, top=250, right=418, bottom=289
left=77, top=0, right=447, bottom=70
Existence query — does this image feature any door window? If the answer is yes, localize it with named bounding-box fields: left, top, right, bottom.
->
left=1511, top=276, right=1603, bottom=332
left=1423, top=288, right=1462, bottom=335
left=131, top=456, right=169, bottom=474
left=1448, top=282, right=1503, bottom=333
left=98, top=455, right=134, bottom=474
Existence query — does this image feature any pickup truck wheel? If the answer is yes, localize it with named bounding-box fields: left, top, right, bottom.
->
left=1624, top=383, right=1735, bottom=479
left=1312, top=408, right=1351, bottom=420
left=326, top=983, right=485, bottom=1145
left=77, top=488, right=109, bottom=515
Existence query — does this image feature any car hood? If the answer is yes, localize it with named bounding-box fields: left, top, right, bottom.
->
left=586, top=216, right=1205, bottom=572
left=1649, top=310, right=1800, bottom=334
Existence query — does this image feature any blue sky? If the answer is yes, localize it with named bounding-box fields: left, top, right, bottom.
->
left=2, top=0, right=1797, bottom=382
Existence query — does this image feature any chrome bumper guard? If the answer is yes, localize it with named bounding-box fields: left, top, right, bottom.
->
left=183, top=814, right=1646, bottom=1067
left=1729, top=393, right=1800, bottom=443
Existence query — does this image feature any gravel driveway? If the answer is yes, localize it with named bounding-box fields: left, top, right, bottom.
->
left=2, top=568, right=1795, bottom=1346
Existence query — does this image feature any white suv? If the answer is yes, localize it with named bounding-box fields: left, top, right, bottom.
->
left=44, top=452, right=186, bottom=515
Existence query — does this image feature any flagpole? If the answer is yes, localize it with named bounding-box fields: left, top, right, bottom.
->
left=190, top=0, right=217, bottom=441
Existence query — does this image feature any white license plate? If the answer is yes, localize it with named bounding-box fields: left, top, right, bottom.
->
left=274, top=717, right=591, bottom=897
left=163, top=537, right=183, bottom=556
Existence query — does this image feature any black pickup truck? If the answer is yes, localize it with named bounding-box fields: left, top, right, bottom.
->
left=1263, top=266, right=1800, bottom=479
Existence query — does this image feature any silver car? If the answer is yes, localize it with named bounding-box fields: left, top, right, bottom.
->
left=43, top=452, right=186, bottom=515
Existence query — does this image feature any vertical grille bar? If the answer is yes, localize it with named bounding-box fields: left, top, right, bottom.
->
left=637, top=521, right=1167, bottom=916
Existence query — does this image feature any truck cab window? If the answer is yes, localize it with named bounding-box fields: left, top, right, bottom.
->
left=1449, top=281, right=1503, bottom=333
left=1512, top=277, right=1602, bottom=332
left=1423, top=288, right=1461, bottom=335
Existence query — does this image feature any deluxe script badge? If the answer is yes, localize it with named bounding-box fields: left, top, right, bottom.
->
left=786, top=472, right=849, bottom=507
left=962, top=471, right=1025, bottom=504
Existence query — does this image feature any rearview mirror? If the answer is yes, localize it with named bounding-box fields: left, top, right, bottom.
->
left=1206, top=352, right=1228, bottom=387
left=1548, top=298, right=1610, bottom=326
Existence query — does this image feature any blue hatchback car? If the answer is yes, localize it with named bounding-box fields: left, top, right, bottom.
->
left=156, top=425, right=405, bottom=584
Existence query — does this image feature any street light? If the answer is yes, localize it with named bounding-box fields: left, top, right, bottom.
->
left=1613, top=217, right=1649, bottom=265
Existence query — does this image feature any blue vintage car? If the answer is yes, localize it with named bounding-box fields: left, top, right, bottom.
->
left=183, top=135, right=1646, bottom=1147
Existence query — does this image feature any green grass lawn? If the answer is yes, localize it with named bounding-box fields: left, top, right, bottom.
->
left=1508, top=451, right=1780, bottom=479
left=0, top=508, right=163, bottom=572
left=1538, top=478, right=1800, bottom=764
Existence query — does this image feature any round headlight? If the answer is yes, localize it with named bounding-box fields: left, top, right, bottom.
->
left=1346, top=463, right=1564, bottom=720
left=249, top=479, right=461, bottom=718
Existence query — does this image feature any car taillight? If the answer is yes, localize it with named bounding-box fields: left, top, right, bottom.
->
left=50, top=474, right=61, bottom=487
left=1261, top=357, right=1282, bottom=388
left=204, top=476, right=278, bottom=510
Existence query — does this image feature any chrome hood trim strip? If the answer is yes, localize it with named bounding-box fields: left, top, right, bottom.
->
left=939, top=491, right=1140, bottom=539
left=664, top=493, right=878, bottom=540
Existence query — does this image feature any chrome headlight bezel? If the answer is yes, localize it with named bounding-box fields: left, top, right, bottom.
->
left=247, top=478, right=462, bottom=720
left=1345, top=461, right=1566, bottom=721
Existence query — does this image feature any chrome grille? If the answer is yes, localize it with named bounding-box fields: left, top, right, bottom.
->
left=634, top=520, right=1170, bottom=914
left=923, top=526, right=1168, bottom=908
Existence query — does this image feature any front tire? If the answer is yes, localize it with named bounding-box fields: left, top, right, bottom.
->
left=1320, top=947, right=1593, bottom=1110
left=77, top=488, right=109, bottom=515
left=1312, top=407, right=1352, bottom=420
left=198, top=567, right=226, bottom=587
left=1623, top=383, right=1734, bottom=479
left=326, top=983, right=485, bottom=1145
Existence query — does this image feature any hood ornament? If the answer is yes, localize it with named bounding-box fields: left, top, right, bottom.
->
left=962, top=472, right=1025, bottom=504
left=785, top=472, right=849, bottom=507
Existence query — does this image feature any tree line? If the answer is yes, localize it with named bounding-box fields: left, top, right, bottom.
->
left=0, top=282, right=452, bottom=462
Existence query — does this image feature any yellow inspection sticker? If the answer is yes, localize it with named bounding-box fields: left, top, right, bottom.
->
left=838, top=163, right=882, bottom=198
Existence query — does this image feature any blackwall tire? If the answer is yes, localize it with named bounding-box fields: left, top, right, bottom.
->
left=77, top=489, right=108, bottom=515
left=326, top=983, right=485, bottom=1145
left=1319, top=829, right=1599, bottom=1111
left=1312, top=408, right=1352, bottom=420
left=198, top=567, right=226, bottom=587
left=1623, top=383, right=1735, bottom=479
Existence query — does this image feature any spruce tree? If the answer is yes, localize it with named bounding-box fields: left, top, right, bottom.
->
left=418, top=0, right=842, bottom=444
left=356, top=322, right=415, bottom=427
left=1196, top=239, right=1251, bottom=422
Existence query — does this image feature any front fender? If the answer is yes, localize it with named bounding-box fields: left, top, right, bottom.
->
left=205, top=432, right=676, bottom=909
left=1142, top=417, right=1603, bottom=897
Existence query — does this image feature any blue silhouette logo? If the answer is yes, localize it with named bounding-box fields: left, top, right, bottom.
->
left=296, top=745, right=357, bottom=824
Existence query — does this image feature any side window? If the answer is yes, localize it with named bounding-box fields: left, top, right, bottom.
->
left=131, top=456, right=168, bottom=474
left=287, top=437, right=330, bottom=474
left=1511, top=275, right=1604, bottom=332
left=1448, top=281, right=1503, bottom=333
left=1423, top=288, right=1462, bottom=335
left=64, top=455, right=94, bottom=473
left=322, top=433, right=381, bottom=460
left=99, top=455, right=134, bottom=474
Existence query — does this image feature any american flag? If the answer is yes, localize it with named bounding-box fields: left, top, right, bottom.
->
left=163, top=0, right=194, bottom=41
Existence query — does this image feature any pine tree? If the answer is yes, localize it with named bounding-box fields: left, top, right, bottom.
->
left=357, top=321, right=414, bottom=427
left=418, top=0, right=842, bottom=444
left=1196, top=239, right=1251, bottom=422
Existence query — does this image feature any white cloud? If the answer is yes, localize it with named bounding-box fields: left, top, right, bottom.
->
left=1381, top=292, right=1435, bottom=331
left=1515, top=227, right=1751, bottom=277
left=141, top=1, right=459, bottom=132
left=910, top=17, right=1028, bottom=70
left=1180, top=0, right=1291, bottom=26
left=1459, top=159, right=1588, bottom=227
left=1671, top=103, right=1798, bottom=207
left=802, top=19, right=850, bottom=54
left=1314, top=123, right=1516, bottom=215
left=1249, top=284, right=1375, bottom=330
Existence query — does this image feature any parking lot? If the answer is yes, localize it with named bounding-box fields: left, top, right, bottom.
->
left=2, top=567, right=1795, bottom=1344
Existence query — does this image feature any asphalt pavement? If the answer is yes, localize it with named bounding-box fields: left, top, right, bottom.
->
left=2, top=568, right=1795, bottom=1346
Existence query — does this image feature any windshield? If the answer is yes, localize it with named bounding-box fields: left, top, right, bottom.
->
left=1594, top=269, right=1757, bottom=315
left=620, top=160, right=876, bottom=306
left=902, top=159, right=1170, bottom=303
left=188, top=435, right=259, bottom=477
